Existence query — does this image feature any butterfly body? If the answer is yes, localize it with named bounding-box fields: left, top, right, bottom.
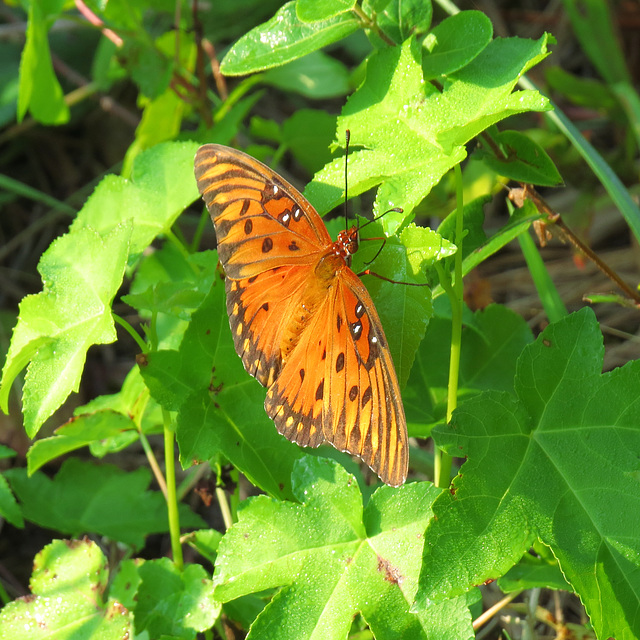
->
left=195, top=144, right=408, bottom=486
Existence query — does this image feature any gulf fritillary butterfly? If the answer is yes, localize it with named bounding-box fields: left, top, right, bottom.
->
left=194, top=144, right=408, bottom=486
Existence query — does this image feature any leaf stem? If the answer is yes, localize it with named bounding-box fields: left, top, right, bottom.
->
left=138, top=427, right=168, bottom=497
left=352, top=4, right=397, bottom=47
left=163, top=409, right=184, bottom=570
left=112, top=313, right=148, bottom=352
left=216, top=487, right=234, bottom=530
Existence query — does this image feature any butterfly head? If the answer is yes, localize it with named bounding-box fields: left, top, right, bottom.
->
left=333, top=227, right=360, bottom=265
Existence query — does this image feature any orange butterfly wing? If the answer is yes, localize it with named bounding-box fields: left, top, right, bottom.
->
left=194, top=144, right=408, bottom=486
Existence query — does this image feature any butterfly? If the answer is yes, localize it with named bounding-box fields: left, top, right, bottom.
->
left=194, top=144, right=408, bottom=486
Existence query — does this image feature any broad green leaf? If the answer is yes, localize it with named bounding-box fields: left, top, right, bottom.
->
left=405, top=302, right=533, bottom=433
left=0, top=223, right=132, bottom=437
left=27, top=410, right=137, bottom=474
left=479, top=130, right=563, bottom=186
left=221, top=2, right=359, bottom=75
left=135, top=558, right=220, bottom=639
left=5, top=458, right=205, bottom=548
left=109, top=558, right=143, bottom=611
left=262, top=51, right=350, bottom=98
left=417, top=309, right=640, bottom=640
left=0, top=143, right=203, bottom=435
left=214, top=457, right=475, bottom=639
left=188, top=529, right=224, bottom=565
left=282, top=109, right=337, bottom=174
left=17, top=0, right=69, bottom=124
left=73, top=365, right=162, bottom=457
left=297, top=0, right=356, bottom=22
left=305, top=34, right=551, bottom=234
left=0, top=539, right=132, bottom=639
left=71, top=141, right=201, bottom=256
left=499, top=543, right=572, bottom=593
left=422, top=11, right=492, bottom=80
left=371, top=0, right=432, bottom=45
left=0, top=444, right=16, bottom=459
left=139, top=278, right=304, bottom=501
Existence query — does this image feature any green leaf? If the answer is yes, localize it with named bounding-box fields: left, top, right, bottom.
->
left=0, top=539, right=133, bottom=639
left=372, top=0, right=432, bottom=45
left=71, top=141, right=201, bottom=257
left=262, top=51, right=350, bottom=98
left=0, top=472, right=23, bottom=528
left=135, top=558, right=220, bottom=639
left=306, top=34, right=551, bottom=233
left=405, top=302, right=533, bottom=432
left=5, top=458, right=205, bottom=548
left=0, top=142, right=202, bottom=436
left=297, top=0, right=356, bottom=22
left=109, top=558, right=143, bottom=611
left=417, top=309, right=640, bottom=640
left=221, top=1, right=359, bottom=75
left=479, top=129, right=563, bottom=186
left=0, top=223, right=132, bottom=437
left=499, top=544, right=572, bottom=593
left=27, top=410, right=137, bottom=474
left=188, top=529, right=224, bottom=565
left=437, top=195, right=490, bottom=261
left=17, top=0, right=69, bottom=124
left=140, top=279, right=304, bottom=501
left=214, top=457, right=475, bottom=639
left=422, top=10, right=493, bottom=80
left=282, top=109, right=337, bottom=174
left=73, top=365, right=162, bottom=457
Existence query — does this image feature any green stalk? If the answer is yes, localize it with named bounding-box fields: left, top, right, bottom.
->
left=112, top=313, right=148, bottom=353
left=163, top=409, right=183, bottom=570
left=434, top=164, right=464, bottom=488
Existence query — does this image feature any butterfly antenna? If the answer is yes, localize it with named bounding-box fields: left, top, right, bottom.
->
left=344, top=129, right=350, bottom=230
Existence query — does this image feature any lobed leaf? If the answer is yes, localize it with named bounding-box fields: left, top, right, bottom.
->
left=0, top=223, right=132, bottom=436
left=214, top=457, right=476, bottom=639
left=417, top=309, right=640, bottom=640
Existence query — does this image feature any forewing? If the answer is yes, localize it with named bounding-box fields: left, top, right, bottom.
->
left=194, top=144, right=331, bottom=280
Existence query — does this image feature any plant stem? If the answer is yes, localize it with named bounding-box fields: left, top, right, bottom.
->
left=163, top=409, right=184, bottom=570
left=216, top=487, right=234, bottom=530
left=434, top=163, right=464, bottom=488
left=113, top=313, right=148, bottom=352
left=139, top=427, right=168, bottom=497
